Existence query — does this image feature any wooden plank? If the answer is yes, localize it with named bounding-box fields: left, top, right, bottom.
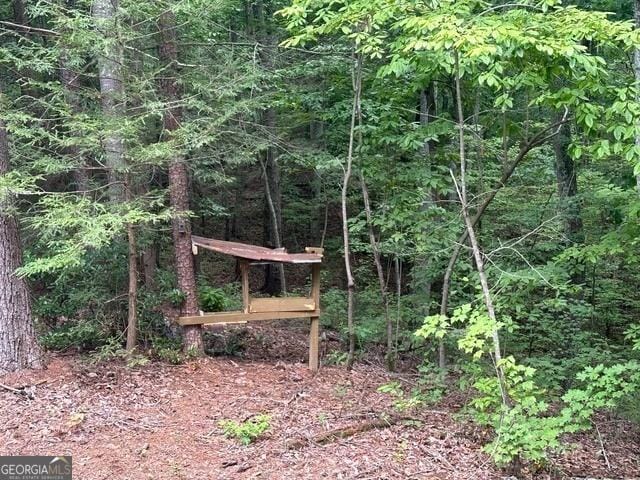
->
left=205, top=320, right=247, bottom=327
left=311, top=263, right=321, bottom=305
left=191, top=236, right=323, bottom=264
left=309, top=316, right=319, bottom=371
left=240, top=260, right=250, bottom=314
left=249, top=297, right=315, bottom=313
left=177, top=309, right=321, bottom=326
left=309, top=263, right=321, bottom=371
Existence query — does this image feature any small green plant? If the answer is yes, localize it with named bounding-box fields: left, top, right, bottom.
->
left=152, top=337, right=185, bottom=364
left=324, top=350, right=348, bottom=366
left=378, top=381, right=426, bottom=412
left=219, top=414, right=271, bottom=445
left=334, top=383, right=350, bottom=398
left=125, top=354, right=150, bottom=368
left=40, top=320, right=112, bottom=352
left=166, top=288, right=186, bottom=307
left=198, top=285, right=228, bottom=312
left=89, top=337, right=126, bottom=364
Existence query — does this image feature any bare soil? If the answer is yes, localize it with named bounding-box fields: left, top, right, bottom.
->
left=1, top=323, right=639, bottom=480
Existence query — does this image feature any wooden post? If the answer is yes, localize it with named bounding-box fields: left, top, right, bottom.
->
left=309, top=262, right=321, bottom=371
left=240, top=260, right=250, bottom=314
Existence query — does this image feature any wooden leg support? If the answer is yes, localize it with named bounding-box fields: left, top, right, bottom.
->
left=309, top=316, right=319, bottom=371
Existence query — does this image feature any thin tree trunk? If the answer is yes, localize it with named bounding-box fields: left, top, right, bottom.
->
left=0, top=111, right=42, bottom=374
left=13, top=0, right=26, bottom=25
left=59, top=49, right=90, bottom=192
left=359, top=172, right=393, bottom=370
left=92, top=0, right=125, bottom=203
left=59, top=0, right=88, bottom=192
left=255, top=0, right=285, bottom=295
left=125, top=175, right=138, bottom=351
left=553, top=114, right=583, bottom=243
left=452, top=52, right=509, bottom=408
left=158, top=9, right=203, bottom=354
left=439, top=114, right=570, bottom=321
left=419, top=84, right=444, bottom=368
left=342, top=53, right=363, bottom=370
left=92, top=0, right=139, bottom=349
left=260, top=157, right=286, bottom=294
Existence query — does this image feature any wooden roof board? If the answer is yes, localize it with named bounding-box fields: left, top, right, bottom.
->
left=191, top=236, right=323, bottom=264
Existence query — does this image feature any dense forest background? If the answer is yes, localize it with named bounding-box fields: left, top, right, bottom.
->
left=1, top=0, right=640, bottom=471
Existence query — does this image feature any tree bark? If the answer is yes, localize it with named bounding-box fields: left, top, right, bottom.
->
left=158, top=9, right=203, bottom=354
left=92, top=0, right=125, bottom=203
left=92, top=0, right=138, bottom=348
left=552, top=114, right=583, bottom=243
left=0, top=113, right=43, bottom=374
left=60, top=49, right=90, bottom=192
left=359, top=172, right=393, bottom=370
left=342, top=53, right=363, bottom=370
left=255, top=0, right=286, bottom=295
left=125, top=175, right=138, bottom=351
left=260, top=108, right=286, bottom=295
left=452, top=52, right=509, bottom=408
left=418, top=84, right=444, bottom=368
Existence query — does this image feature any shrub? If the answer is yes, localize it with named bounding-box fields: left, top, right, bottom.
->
left=40, top=319, right=113, bottom=351
left=151, top=337, right=185, bottom=364
left=219, top=414, right=271, bottom=445
left=198, top=285, right=228, bottom=312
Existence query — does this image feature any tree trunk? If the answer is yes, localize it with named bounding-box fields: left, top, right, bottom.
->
left=0, top=115, right=42, bottom=374
left=359, top=172, right=393, bottom=370
left=438, top=115, right=569, bottom=326
left=92, top=0, right=139, bottom=348
left=452, top=52, right=509, bottom=408
left=13, top=0, right=26, bottom=25
left=158, top=9, right=203, bottom=354
left=552, top=115, right=583, bottom=243
left=125, top=175, right=138, bottom=352
left=141, top=242, right=158, bottom=289
left=343, top=53, right=362, bottom=370
left=260, top=109, right=286, bottom=295
left=59, top=0, right=89, bottom=192
left=92, top=0, right=125, bottom=203
left=418, top=84, right=444, bottom=368
left=60, top=50, right=90, bottom=192
left=254, top=0, right=285, bottom=295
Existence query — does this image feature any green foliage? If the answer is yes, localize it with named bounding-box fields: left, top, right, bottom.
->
left=87, top=338, right=150, bottom=368
left=378, top=365, right=445, bottom=412
left=219, top=415, right=271, bottom=445
left=197, top=285, right=229, bottom=312
left=151, top=337, right=186, bottom=365
left=624, top=324, right=640, bottom=351
left=323, top=350, right=349, bottom=366
left=40, top=319, right=114, bottom=352
left=166, top=289, right=187, bottom=308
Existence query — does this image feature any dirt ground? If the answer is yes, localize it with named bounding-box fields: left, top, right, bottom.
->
left=1, top=323, right=639, bottom=480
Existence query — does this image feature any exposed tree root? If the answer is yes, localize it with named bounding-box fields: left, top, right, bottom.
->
left=285, top=414, right=417, bottom=450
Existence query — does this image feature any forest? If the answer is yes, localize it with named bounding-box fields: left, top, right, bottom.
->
left=1, top=0, right=640, bottom=478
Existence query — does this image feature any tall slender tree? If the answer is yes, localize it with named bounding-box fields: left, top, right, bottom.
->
left=158, top=9, right=203, bottom=354
left=92, top=0, right=125, bottom=203
left=92, top=0, right=138, bottom=350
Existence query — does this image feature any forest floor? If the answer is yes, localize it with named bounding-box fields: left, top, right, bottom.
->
left=1, top=322, right=639, bottom=480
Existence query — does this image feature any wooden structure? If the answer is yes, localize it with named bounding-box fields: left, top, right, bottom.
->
left=177, top=236, right=324, bottom=370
